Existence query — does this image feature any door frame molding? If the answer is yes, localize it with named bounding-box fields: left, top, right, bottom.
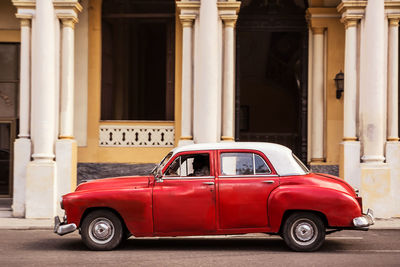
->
left=0, top=119, right=16, bottom=198
left=235, top=13, right=309, bottom=163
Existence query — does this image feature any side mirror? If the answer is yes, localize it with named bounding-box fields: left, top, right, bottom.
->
left=155, top=168, right=163, bottom=182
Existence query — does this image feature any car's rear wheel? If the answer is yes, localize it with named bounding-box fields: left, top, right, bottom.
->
left=81, top=210, right=123, bottom=251
left=282, top=212, right=325, bottom=252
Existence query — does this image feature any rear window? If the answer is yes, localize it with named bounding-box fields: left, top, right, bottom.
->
left=220, top=152, right=271, bottom=176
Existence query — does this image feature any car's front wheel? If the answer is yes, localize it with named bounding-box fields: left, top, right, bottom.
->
left=81, top=209, right=123, bottom=251
left=282, top=212, right=326, bottom=252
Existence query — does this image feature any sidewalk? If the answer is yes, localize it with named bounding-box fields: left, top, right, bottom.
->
left=0, top=217, right=399, bottom=230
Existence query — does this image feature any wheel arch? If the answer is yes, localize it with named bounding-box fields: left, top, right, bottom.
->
left=79, top=207, right=131, bottom=236
left=278, top=209, right=328, bottom=235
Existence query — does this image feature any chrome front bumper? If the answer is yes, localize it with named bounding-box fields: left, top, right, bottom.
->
left=353, top=209, right=375, bottom=228
left=54, top=216, right=77, bottom=236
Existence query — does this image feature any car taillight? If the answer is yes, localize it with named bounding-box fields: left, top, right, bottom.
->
left=356, top=196, right=363, bottom=210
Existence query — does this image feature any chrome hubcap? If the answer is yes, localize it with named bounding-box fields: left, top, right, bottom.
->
left=290, top=218, right=318, bottom=246
left=88, top=217, right=115, bottom=244
left=295, top=223, right=314, bottom=241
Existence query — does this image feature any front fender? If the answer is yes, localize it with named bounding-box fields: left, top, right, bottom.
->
left=268, top=185, right=362, bottom=232
left=63, top=187, right=153, bottom=236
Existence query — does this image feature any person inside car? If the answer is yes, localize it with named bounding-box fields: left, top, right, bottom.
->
left=190, top=156, right=210, bottom=176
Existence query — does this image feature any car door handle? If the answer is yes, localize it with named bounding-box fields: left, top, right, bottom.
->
left=262, top=180, right=275, bottom=184
left=203, top=182, right=215, bottom=185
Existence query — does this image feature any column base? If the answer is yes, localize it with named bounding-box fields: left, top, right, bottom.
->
left=25, top=160, right=57, bottom=219
left=12, top=138, right=31, bottom=218
left=360, top=163, right=393, bottom=218
left=385, top=141, right=400, bottom=217
left=221, top=136, right=235, bottom=142
left=56, top=139, right=77, bottom=217
left=339, top=141, right=361, bottom=189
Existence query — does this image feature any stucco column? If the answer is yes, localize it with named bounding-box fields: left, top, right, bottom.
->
left=194, top=0, right=219, bottom=143
left=221, top=15, right=237, bottom=142
left=25, top=0, right=58, bottom=218
left=18, top=18, right=31, bottom=139
left=310, top=27, right=325, bottom=162
left=387, top=17, right=399, bottom=142
left=360, top=0, right=385, bottom=163
left=31, top=0, right=56, bottom=161
left=12, top=16, right=33, bottom=217
left=343, top=19, right=358, bottom=141
left=59, top=18, right=77, bottom=139
left=339, top=15, right=362, bottom=190
left=178, top=14, right=196, bottom=146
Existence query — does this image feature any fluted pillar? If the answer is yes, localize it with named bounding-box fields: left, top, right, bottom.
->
left=178, top=14, right=196, bottom=146
left=310, top=27, right=325, bottom=162
left=387, top=17, right=399, bottom=142
left=221, top=15, right=237, bottom=142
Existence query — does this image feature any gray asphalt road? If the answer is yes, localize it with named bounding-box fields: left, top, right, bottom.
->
left=0, top=229, right=399, bottom=266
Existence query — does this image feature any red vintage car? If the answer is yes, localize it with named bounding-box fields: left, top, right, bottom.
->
left=55, top=142, right=374, bottom=251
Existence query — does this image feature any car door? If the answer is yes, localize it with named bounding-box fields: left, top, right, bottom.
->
left=217, top=150, right=279, bottom=229
left=153, top=151, right=216, bottom=234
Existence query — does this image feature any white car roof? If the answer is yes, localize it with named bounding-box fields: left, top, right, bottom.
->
left=171, top=142, right=308, bottom=176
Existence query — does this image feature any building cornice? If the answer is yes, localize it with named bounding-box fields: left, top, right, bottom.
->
left=176, top=1, right=201, bottom=11
left=11, top=0, right=35, bottom=8
left=337, top=1, right=367, bottom=25
left=385, top=1, right=400, bottom=19
left=53, top=0, right=82, bottom=23
left=217, top=1, right=241, bottom=13
left=337, top=0, right=368, bottom=12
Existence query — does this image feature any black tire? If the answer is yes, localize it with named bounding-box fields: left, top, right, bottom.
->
left=282, top=212, right=325, bottom=252
left=81, top=210, right=123, bottom=251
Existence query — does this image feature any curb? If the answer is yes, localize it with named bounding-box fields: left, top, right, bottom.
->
left=0, top=218, right=53, bottom=230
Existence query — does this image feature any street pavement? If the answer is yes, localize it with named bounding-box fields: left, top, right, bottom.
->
left=0, top=229, right=399, bottom=266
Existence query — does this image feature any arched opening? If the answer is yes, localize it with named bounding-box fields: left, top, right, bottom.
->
left=236, top=0, right=308, bottom=162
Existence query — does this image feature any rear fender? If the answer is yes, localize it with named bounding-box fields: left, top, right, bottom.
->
left=268, top=186, right=362, bottom=232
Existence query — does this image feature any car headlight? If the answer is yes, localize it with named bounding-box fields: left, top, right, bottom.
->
left=60, top=196, right=64, bottom=210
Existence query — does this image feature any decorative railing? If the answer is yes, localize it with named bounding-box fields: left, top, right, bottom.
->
left=99, top=125, right=174, bottom=147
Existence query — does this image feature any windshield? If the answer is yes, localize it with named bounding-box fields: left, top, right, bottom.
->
left=152, top=152, right=173, bottom=176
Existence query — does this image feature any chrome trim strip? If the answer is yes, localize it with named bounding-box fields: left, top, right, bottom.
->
left=162, top=176, right=215, bottom=180
left=219, top=174, right=278, bottom=178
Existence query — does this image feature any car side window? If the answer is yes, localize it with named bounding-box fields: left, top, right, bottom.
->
left=220, top=152, right=271, bottom=176
left=165, top=153, right=210, bottom=177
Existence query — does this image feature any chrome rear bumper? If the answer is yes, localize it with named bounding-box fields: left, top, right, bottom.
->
left=54, top=216, right=77, bottom=236
left=353, top=209, right=375, bottom=228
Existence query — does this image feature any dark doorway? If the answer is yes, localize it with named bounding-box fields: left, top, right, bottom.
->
left=101, top=0, right=175, bottom=121
left=0, top=43, right=19, bottom=197
left=236, top=0, right=308, bottom=162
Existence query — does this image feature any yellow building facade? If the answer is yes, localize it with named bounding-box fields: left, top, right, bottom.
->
left=0, top=0, right=399, bottom=219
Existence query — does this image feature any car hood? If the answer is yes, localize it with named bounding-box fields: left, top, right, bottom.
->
left=281, top=173, right=357, bottom=197
left=75, top=176, right=151, bottom=192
